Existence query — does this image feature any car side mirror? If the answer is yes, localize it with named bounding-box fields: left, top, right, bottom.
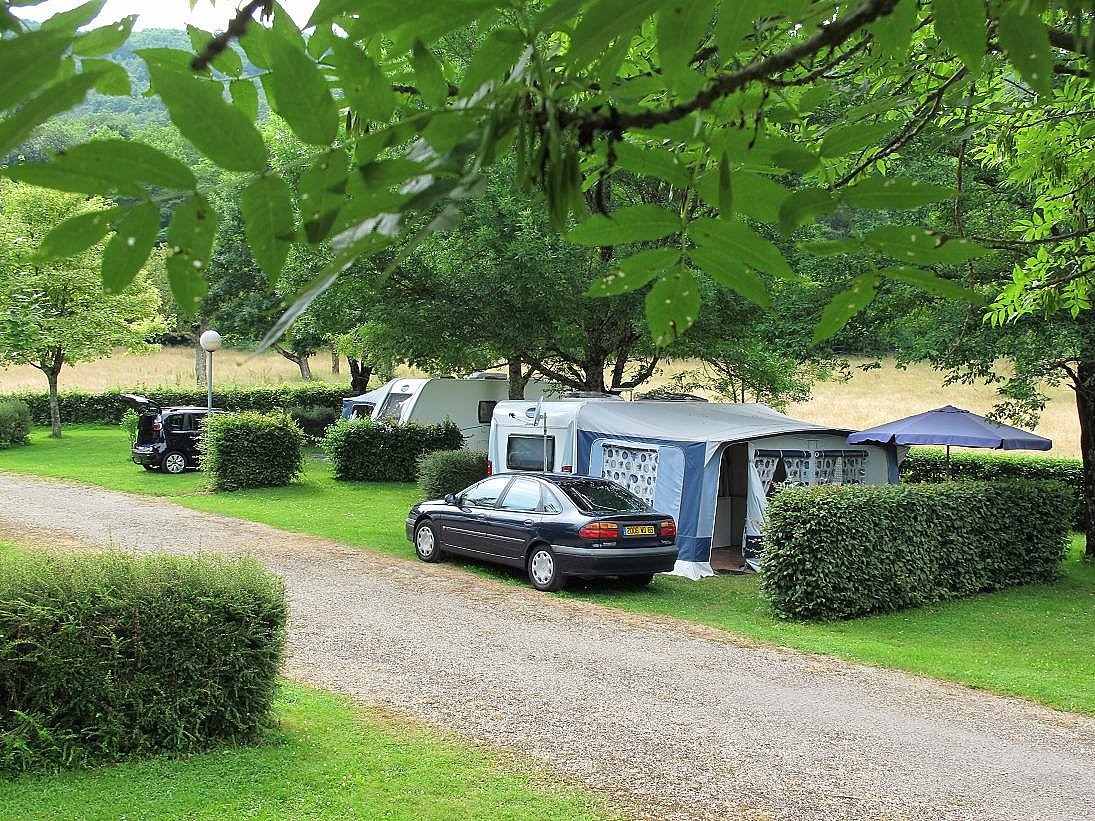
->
left=444, top=493, right=456, bottom=506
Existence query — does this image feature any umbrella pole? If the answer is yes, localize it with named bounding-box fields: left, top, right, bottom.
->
left=946, top=444, right=951, bottom=479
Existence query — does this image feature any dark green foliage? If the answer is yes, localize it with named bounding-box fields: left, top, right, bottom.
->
left=289, top=404, right=340, bottom=439
left=761, top=480, right=1071, bottom=621
left=0, top=551, right=286, bottom=772
left=417, top=449, right=488, bottom=499
left=0, top=400, right=31, bottom=449
left=119, top=408, right=139, bottom=443
left=0, top=384, right=345, bottom=426
left=902, top=447, right=1085, bottom=529
left=322, top=419, right=464, bottom=482
left=201, top=412, right=305, bottom=492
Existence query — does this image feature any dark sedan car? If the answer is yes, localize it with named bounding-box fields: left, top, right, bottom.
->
left=406, top=474, right=678, bottom=591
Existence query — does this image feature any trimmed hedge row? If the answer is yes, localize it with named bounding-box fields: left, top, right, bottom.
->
left=902, top=447, right=1085, bottom=529
left=0, top=385, right=346, bottom=426
left=322, top=419, right=464, bottom=482
left=0, top=400, right=31, bottom=449
left=761, top=480, right=1071, bottom=621
left=201, top=412, right=306, bottom=492
left=417, top=449, right=489, bottom=499
left=0, top=551, right=287, bottom=772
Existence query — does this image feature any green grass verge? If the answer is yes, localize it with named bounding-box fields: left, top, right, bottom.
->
left=3, top=425, right=1093, bottom=714
left=0, top=680, right=605, bottom=820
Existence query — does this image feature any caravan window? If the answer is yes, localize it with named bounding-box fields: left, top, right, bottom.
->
left=350, top=403, right=375, bottom=420
left=507, top=435, right=554, bottom=471
left=477, top=400, right=497, bottom=424
left=378, top=392, right=412, bottom=421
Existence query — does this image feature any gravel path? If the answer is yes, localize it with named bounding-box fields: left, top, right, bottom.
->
left=1, top=472, right=1092, bottom=821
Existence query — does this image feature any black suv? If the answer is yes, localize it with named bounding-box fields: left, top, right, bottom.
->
left=123, top=394, right=224, bottom=474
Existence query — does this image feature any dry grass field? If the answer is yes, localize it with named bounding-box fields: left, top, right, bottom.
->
left=0, top=348, right=1080, bottom=457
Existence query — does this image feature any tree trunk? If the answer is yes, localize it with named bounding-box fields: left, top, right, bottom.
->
left=347, top=357, right=371, bottom=394
left=194, top=324, right=206, bottom=385
left=1076, top=358, right=1095, bottom=561
left=298, top=355, right=313, bottom=380
left=46, top=369, right=61, bottom=439
left=508, top=357, right=525, bottom=400
left=331, top=349, right=340, bottom=375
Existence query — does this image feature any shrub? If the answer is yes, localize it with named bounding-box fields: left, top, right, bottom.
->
left=0, top=551, right=287, bottom=772
left=761, top=480, right=1071, bottom=621
left=417, top=449, right=488, bottom=499
left=0, top=400, right=31, bottom=449
left=902, top=447, right=1085, bottom=529
left=201, top=412, right=305, bottom=492
left=289, top=404, right=340, bottom=439
left=119, top=408, right=139, bottom=443
left=0, top=384, right=346, bottom=426
left=322, top=418, right=465, bottom=482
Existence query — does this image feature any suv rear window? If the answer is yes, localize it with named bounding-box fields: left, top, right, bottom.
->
left=558, top=479, right=648, bottom=513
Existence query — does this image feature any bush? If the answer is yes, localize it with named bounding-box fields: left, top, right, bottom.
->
left=0, top=384, right=346, bottom=426
left=201, top=412, right=306, bottom=492
left=902, top=447, right=1085, bottom=529
left=417, top=449, right=488, bottom=499
left=0, top=400, right=31, bottom=449
left=0, top=551, right=287, bottom=772
left=322, top=418, right=465, bottom=482
left=761, top=480, right=1071, bottom=621
left=289, top=404, right=340, bottom=439
left=119, top=408, right=139, bottom=443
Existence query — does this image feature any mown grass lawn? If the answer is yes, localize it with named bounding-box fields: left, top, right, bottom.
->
left=0, top=681, right=606, bottom=821
left=3, top=425, right=1093, bottom=714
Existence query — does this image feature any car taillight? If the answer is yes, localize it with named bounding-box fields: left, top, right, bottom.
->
left=579, top=521, right=619, bottom=540
left=659, top=520, right=676, bottom=538
left=561, top=465, right=573, bottom=473
left=486, top=459, right=493, bottom=476
left=152, top=421, right=162, bottom=431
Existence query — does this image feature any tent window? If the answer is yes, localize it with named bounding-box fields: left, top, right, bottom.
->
left=378, top=392, right=412, bottom=421
left=600, top=444, right=658, bottom=507
left=814, top=450, right=869, bottom=485
left=478, top=400, right=497, bottom=424
left=507, top=435, right=554, bottom=471
left=351, top=403, right=374, bottom=419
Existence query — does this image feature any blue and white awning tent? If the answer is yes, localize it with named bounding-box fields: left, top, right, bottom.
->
left=340, top=385, right=390, bottom=419
left=565, top=401, right=899, bottom=579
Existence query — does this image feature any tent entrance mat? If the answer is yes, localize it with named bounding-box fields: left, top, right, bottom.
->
left=711, top=546, right=748, bottom=574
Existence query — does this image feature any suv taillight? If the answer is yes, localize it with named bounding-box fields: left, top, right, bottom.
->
left=579, top=521, right=619, bottom=540
left=659, top=519, right=676, bottom=538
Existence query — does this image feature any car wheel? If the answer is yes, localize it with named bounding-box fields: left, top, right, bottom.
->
left=161, top=451, right=188, bottom=475
left=527, top=545, right=566, bottom=592
left=414, top=520, right=443, bottom=563
left=619, top=573, right=654, bottom=588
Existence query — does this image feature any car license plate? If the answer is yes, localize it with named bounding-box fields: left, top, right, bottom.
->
left=624, top=525, right=655, bottom=536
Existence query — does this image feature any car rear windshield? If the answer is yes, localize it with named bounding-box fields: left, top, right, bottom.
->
left=558, top=479, right=648, bottom=513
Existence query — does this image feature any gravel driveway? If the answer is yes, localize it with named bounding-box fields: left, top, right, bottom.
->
left=0, top=472, right=1092, bottom=821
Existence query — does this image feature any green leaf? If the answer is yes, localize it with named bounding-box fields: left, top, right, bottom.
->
left=864, top=225, right=993, bottom=265
left=83, top=59, right=131, bottom=96
left=933, top=0, right=985, bottom=73
left=37, top=207, right=123, bottom=261
left=841, top=176, right=956, bottom=210
left=59, top=139, right=197, bottom=190
left=265, top=30, right=339, bottom=146
left=795, top=82, right=830, bottom=116
left=40, top=0, right=106, bottom=32
left=717, top=151, right=732, bottom=218
left=145, top=60, right=268, bottom=172
left=535, top=0, right=587, bottom=32
left=412, top=40, right=447, bottom=108
left=586, top=248, right=680, bottom=296
left=568, top=0, right=663, bottom=69
left=798, top=238, right=862, bottom=257
left=869, top=0, right=916, bottom=60
left=0, top=29, right=72, bottom=111
left=688, top=247, right=770, bottom=307
left=331, top=40, right=395, bottom=123
left=813, top=274, right=879, bottom=344
left=300, top=149, right=350, bottom=244
left=461, top=27, right=527, bottom=94
left=613, top=143, right=691, bottom=188
left=778, top=187, right=837, bottom=234
left=102, top=202, right=161, bottom=293
left=697, top=170, right=789, bottom=224
left=998, top=7, right=1052, bottom=97
left=686, top=217, right=795, bottom=278
left=657, top=0, right=716, bottom=95
left=230, top=78, right=259, bottom=121
left=74, top=15, right=136, bottom=57
left=186, top=25, right=243, bottom=76
left=166, top=194, right=219, bottom=315
left=241, top=173, right=296, bottom=284
left=568, top=205, right=682, bottom=246
left=646, top=269, right=701, bottom=347
left=3, top=158, right=144, bottom=197
left=714, top=0, right=762, bottom=59
left=820, top=120, right=900, bottom=158
left=879, top=266, right=987, bottom=304
left=0, top=72, right=98, bottom=157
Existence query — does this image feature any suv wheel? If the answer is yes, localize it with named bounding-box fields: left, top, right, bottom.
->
left=162, top=451, right=187, bottom=474
left=527, top=545, right=565, bottom=592
left=414, top=521, right=443, bottom=562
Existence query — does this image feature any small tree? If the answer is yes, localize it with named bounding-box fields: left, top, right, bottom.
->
left=0, top=182, right=162, bottom=437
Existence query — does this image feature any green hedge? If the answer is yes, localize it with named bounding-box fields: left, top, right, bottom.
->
left=201, top=412, right=306, bottom=492
left=417, top=449, right=488, bottom=499
left=0, top=385, right=346, bottom=426
left=322, top=419, right=464, bottom=482
left=0, top=551, right=287, bottom=772
left=0, top=400, right=31, bottom=449
left=902, top=447, right=1085, bottom=529
left=761, top=480, right=1071, bottom=621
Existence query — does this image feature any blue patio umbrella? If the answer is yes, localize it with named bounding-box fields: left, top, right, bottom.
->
left=848, top=404, right=1051, bottom=475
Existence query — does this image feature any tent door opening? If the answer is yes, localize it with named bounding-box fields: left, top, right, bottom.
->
left=710, top=443, right=748, bottom=572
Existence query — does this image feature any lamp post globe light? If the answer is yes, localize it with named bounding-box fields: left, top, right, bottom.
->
left=199, top=330, right=222, bottom=412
